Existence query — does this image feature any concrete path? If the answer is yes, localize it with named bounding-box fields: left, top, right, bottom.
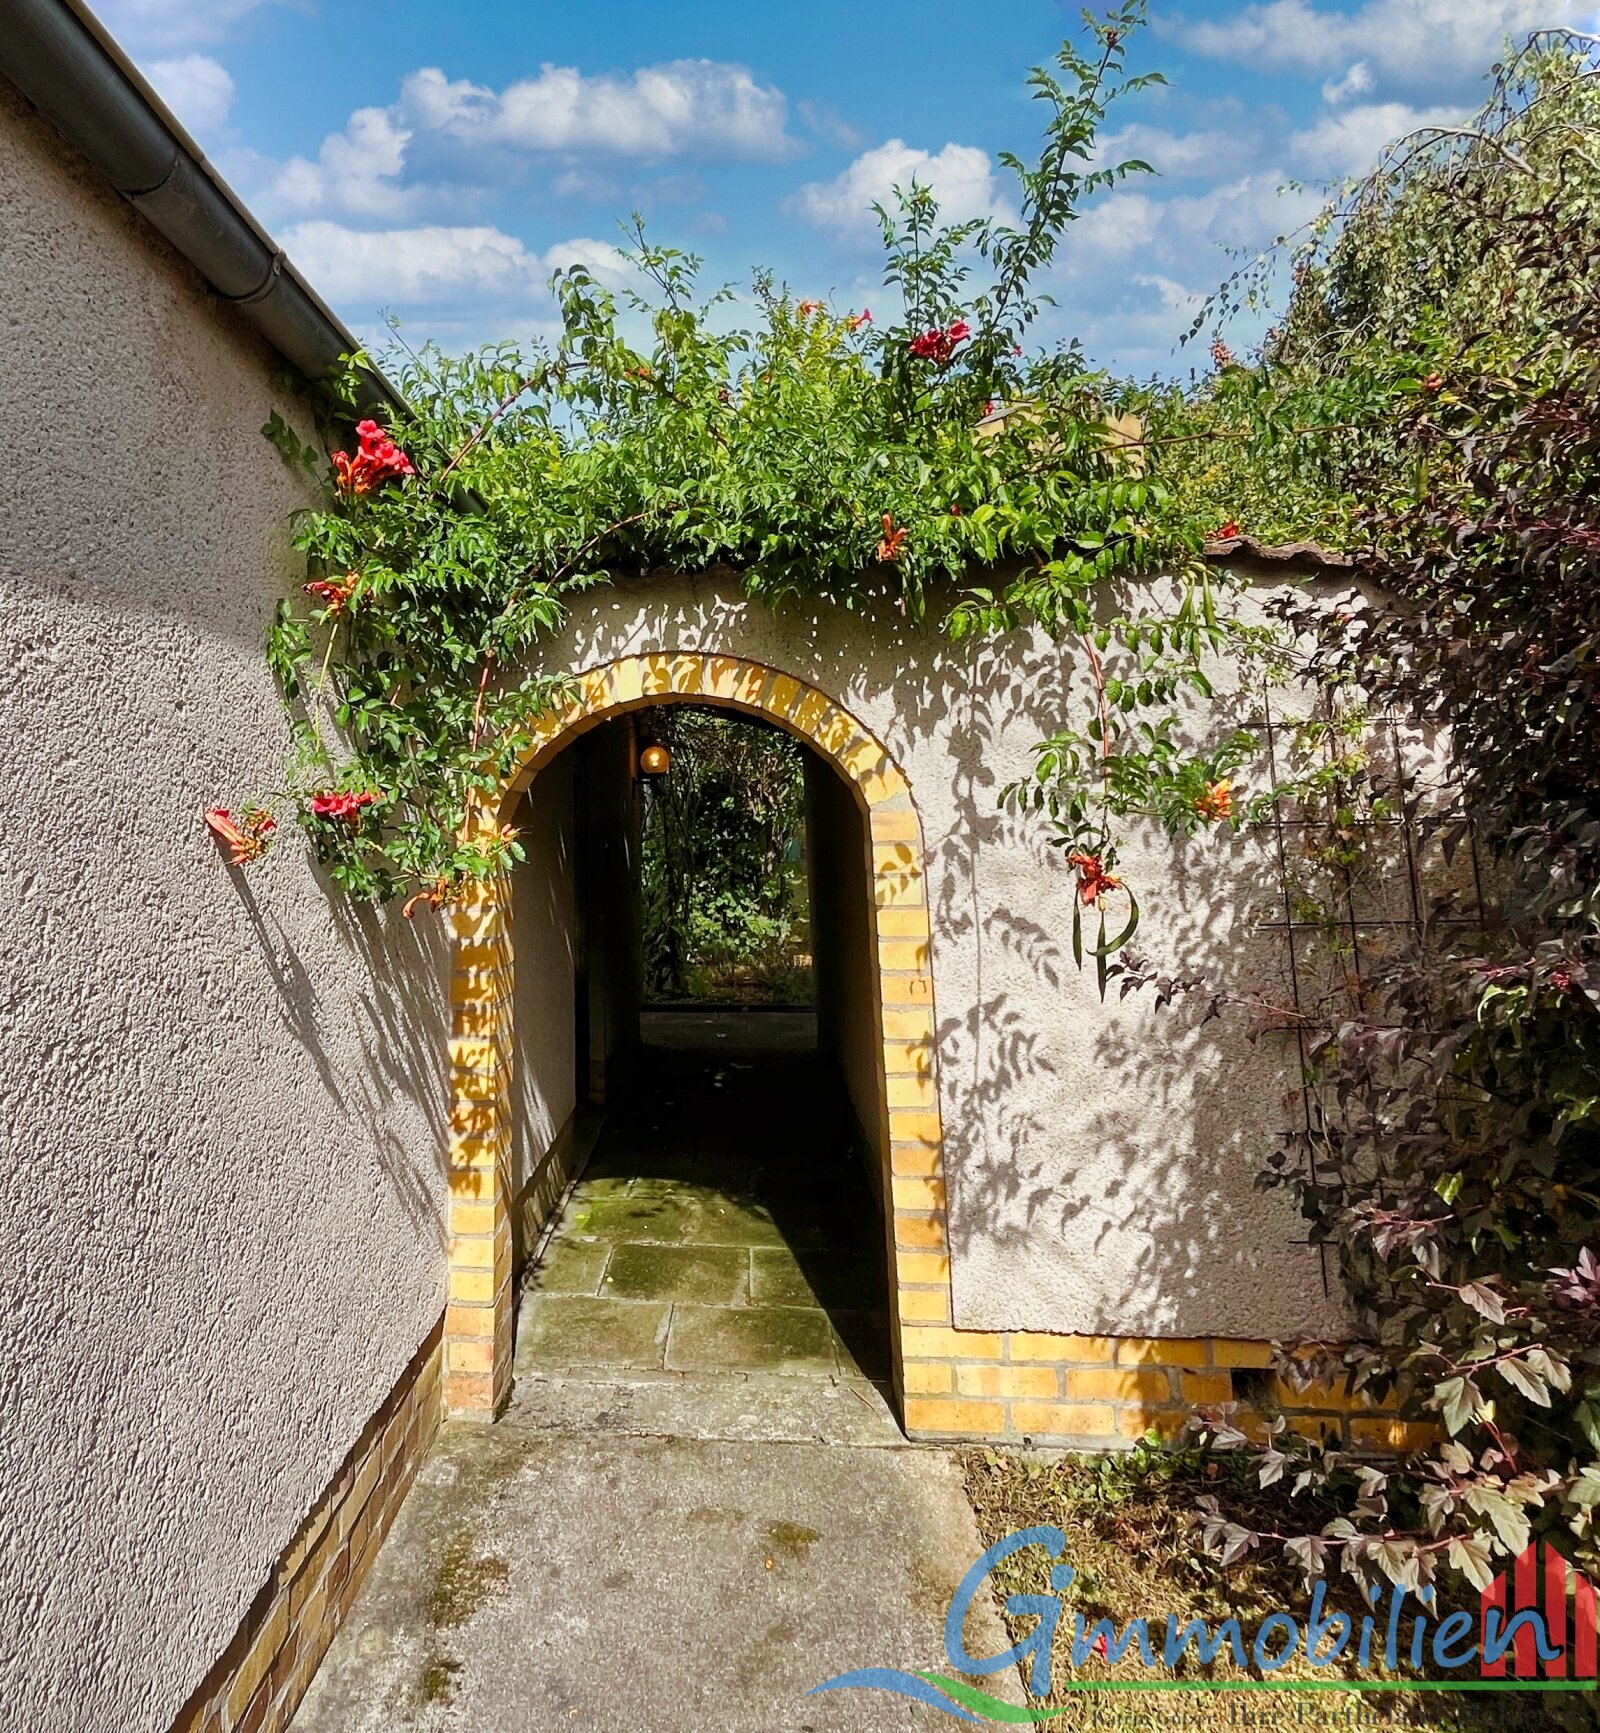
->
left=291, top=1416, right=1021, bottom=1732
left=293, top=1017, right=1023, bottom=1731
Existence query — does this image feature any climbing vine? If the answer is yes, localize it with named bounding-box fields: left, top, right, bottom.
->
left=222, top=2, right=1251, bottom=933
left=1133, top=31, right=1600, bottom=1596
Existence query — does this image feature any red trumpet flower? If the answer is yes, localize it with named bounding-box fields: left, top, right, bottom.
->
left=304, top=575, right=357, bottom=614
left=908, top=319, right=971, bottom=365
left=1066, top=850, right=1122, bottom=908
left=331, top=418, right=414, bottom=498
left=310, top=790, right=379, bottom=822
left=402, top=875, right=454, bottom=920
left=1194, top=779, right=1236, bottom=822
left=204, top=806, right=275, bottom=865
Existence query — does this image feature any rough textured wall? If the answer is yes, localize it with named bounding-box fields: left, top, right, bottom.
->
left=509, top=751, right=578, bottom=1197
left=541, top=572, right=1346, bottom=1345
left=805, top=753, right=885, bottom=1203
left=0, top=83, right=449, bottom=1733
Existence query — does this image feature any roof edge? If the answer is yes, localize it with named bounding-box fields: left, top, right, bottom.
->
left=0, top=0, right=401, bottom=414
left=1202, top=533, right=1355, bottom=572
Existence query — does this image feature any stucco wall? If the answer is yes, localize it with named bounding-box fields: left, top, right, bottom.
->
left=805, top=753, right=886, bottom=1202
left=509, top=751, right=578, bottom=1197
left=538, top=573, right=1346, bottom=1346
left=0, top=81, right=449, bottom=1733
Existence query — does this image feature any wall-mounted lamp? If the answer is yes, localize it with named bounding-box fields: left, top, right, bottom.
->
left=639, top=742, right=672, bottom=777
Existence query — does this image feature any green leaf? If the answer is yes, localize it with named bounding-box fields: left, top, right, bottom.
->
left=1496, top=1357, right=1551, bottom=1407
left=1084, top=888, right=1140, bottom=957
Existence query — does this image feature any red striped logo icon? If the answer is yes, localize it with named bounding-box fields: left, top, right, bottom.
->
left=1480, top=1542, right=1598, bottom=1679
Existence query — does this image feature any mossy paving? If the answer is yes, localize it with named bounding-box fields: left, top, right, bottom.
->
left=411, top=1527, right=511, bottom=1709
left=428, top=1528, right=511, bottom=1630
left=402, top=1437, right=526, bottom=1715
left=517, top=1027, right=892, bottom=1389
left=414, top=1658, right=460, bottom=1708
left=764, top=1520, right=821, bottom=1560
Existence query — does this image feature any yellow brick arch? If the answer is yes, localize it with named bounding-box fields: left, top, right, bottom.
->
left=441, top=652, right=951, bottom=1423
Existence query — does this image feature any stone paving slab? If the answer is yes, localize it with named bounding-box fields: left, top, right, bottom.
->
left=516, top=1296, right=671, bottom=1371
left=750, top=1247, right=881, bottom=1311
left=606, top=1242, right=750, bottom=1303
left=526, top=1238, right=612, bottom=1294
left=501, top=1370, right=906, bottom=1448
left=290, top=1420, right=1026, bottom=1733
left=665, top=1303, right=839, bottom=1376
left=569, top=1192, right=711, bottom=1242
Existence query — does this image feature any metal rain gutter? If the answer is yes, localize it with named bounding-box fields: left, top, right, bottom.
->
left=0, top=0, right=402, bottom=412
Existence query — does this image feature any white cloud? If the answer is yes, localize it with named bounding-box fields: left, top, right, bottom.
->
left=1067, top=187, right=1164, bottom=265
left=1166, top=0, right=1566, bottom=101
left=1288, top=100, right=1464, bottom=176
left=1094, top=117, right=1280, bottom=184
left=641, top=173, right=708, bottom=207
left=278, top=221, right=627, bottom=311
left=277, top=223, right=650, bottom=357
left=145, top=53, right=235, bottom=137
left=483, top=61, right=798, bottom=161
left=1028, top=172, right=1328, bottom=373
left=797, top=99, right=865, bottom=152
left=549, top=166, right=622, bottom=202
left=538, top=237, right=635, bottom=284
left=281, top=222, right=541, bottom=309
left=262, top=106, right=416, bottom=222
left=1085, top=176, right=1323, bottom=278
left=244, top=59, right=798, bottom=226
left=1132, top=271, right=1207, bottom=312
left=785, top=139, right=1008, bottom=242
left=96, top=0, right=291, bottom=53
left=1321, top=61, right=1375, bottom=105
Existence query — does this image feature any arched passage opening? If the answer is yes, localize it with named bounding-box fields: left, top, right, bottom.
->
left=441, top=655, right=949, bottom=1427
left=511, top=704, right=894, bottom=1404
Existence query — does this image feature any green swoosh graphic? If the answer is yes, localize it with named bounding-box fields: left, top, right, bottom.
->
left=914, top=1676, right=1073, bottom=1721
left=916, top=1671, right=1598, bottom=1717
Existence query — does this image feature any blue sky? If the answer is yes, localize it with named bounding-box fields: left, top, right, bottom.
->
left=99, top=0, right=1592, bottom=375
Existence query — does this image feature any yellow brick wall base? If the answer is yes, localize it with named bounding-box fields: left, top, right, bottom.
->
left=898, top=1331, right=1408, bottom=1451
left=168, top=1318, right=444, bottom=1733
left=510, top=1106, right=605, bottom=1273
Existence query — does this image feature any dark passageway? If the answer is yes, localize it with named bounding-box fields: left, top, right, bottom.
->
left=517, top=1010, right=890, bottom=1393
